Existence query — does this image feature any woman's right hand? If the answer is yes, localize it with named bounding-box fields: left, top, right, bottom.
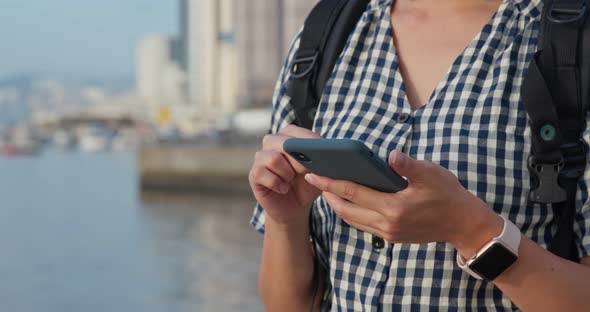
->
left=249, top=125, right=322, bottom=227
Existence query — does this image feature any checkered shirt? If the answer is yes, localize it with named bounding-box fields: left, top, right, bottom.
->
left=251, top=0, right=590, bottom=310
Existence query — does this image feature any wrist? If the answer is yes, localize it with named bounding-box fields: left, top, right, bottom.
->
left=450, top=197, right=504, bottom=259
left=264, top=213, right=310, bottom=239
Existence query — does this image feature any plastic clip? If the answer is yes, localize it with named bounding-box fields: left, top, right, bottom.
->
left=528, top=156, right=567, bottom=204
left=291, top=50, right=319, bottom=79
left=561, top=139, right=589, bottom=178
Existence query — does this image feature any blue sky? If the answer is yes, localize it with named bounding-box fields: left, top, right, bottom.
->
left=0, top=0, right=177, bottom=78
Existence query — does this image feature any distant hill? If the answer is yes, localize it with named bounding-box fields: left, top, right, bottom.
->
left=0, top=73, right=134, bottom=94
left=0, top=73, right=134, bottom=126
left=0, top=73, right=36, bottom=89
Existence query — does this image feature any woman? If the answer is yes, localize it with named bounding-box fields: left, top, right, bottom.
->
left=249, top=0, right=590, bottom=310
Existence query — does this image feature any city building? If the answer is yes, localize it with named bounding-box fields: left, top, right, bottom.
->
left=234, top=1, right=282, bottom=109
left=136, top=35, right=172, bottom=107
left=136, top=34, right=187, bottom=117
left=234, top=0, right=317, bottom=109
left=185, top=0, right=239, bottom=118
left=282, top=0, right=318, bottom=56
left=177, top=0, right=189, bottom=71
left=173, top=0, right=317, bottom=119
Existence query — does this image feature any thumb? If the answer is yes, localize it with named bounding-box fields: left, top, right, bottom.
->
left=280, top=124, right=322, bottom=139
left=388, top=150, right=426, bottom=182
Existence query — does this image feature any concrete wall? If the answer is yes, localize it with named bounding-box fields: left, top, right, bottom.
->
left=139, top=144, right=258, bottom=193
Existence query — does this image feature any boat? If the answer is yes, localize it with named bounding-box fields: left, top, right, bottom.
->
left=77, top=126, right=108, bottom=153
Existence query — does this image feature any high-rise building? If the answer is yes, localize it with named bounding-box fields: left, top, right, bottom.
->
left=136, top=35, right=172, bottom=107
left=216, top=0, right=239, bottom=115
left=235, top=1, right=282, bottom=108
left=282, top=0, right=318, bottom=55
left=185, top=0, right=239, bottom=117
left=136, top=35, right=188, bottom=114
left=234, top=0, right=317, bottom=109
left=179, top=0, right=317, bottom=113
left=177, top=0, right=189, bottom=71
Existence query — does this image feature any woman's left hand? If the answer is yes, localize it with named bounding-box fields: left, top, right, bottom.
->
left=304, top=150, right=504, bottom=257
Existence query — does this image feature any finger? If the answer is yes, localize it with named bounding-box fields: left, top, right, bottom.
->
left=342, top=218, right=392, bottom=243
left=256, top=150, right=296, bottom=183
left=262, top=134, right=290, bottom=152
left=388, top=150, right=430, bottom=184
left=323, top=192, right=386, bottom=230
left=262, top=134, right=308, bottom=173
left=249, top=166, right=290, bottom=195
left=305, top=174, right=386, bottom=212
left=279, top=124, right=321, bottom=139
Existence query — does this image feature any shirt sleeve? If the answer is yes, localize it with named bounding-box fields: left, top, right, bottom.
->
left=249, top=30, right=302, bottom=234
left=575, top=113, right=590, bottom=258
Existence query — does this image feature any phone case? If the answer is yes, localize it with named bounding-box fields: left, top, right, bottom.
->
left=283, top=138, right=408, bottom=193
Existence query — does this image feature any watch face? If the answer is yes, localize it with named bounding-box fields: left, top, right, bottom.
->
left=469, top=243, right=518, bottom=281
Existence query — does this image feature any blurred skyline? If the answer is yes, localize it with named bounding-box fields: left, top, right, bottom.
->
left=0, top=0, right=177, bottom=78
left=0, top=0, right=317, bottom=134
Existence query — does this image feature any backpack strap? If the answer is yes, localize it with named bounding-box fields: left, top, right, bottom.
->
left=522, top=0, right=589, bottom=261
left=286, top=2, right=369, bottom=310
left=287, top=0, right=369, bottom=130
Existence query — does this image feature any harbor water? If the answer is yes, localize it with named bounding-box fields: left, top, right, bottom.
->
left=0, top=151, right=263, bottom=312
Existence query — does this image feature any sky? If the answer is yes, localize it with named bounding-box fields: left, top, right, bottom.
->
left=0, top=0, right=177, bottom=78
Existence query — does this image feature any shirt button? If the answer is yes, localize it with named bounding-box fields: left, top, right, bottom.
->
left=372, top=235, right=385, bottom=250
left=397, top=113, right=411, bottom=123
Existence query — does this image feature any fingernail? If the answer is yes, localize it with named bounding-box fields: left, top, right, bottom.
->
left=279, top=184, right=289, bottom=194
left=305, top=173, right=318, bottom=185
left=391, top=150, right=404, bottom=167
left=389, top=151, right=398, bottom=167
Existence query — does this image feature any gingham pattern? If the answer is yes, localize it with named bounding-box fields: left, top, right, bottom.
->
left=251, top=0, right=590, bottom=310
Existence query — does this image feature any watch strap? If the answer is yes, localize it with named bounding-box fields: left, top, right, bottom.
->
left=456, top=215, right=521, bottom=280
left=500, top=215, right=521, bottom=254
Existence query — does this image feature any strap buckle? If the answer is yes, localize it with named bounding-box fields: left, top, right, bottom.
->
left=560, top=138, right=589, bottom=178
left=547, top=2, right=587, bottom=25
left=528, top=155, right=567, bottom=203
left=291, top=50, right=319, bottom=79
left=527, top=138, right=588, bottom=203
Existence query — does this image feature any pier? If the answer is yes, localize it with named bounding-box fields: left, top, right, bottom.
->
left=139, top=143, right=259, bottom=194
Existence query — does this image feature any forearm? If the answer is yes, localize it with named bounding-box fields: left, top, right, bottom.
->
left=492, top=236, right=590, bottom=311
left=453, top=203, right=590, bottom=311
left=259, top=216, right=319, bottom=311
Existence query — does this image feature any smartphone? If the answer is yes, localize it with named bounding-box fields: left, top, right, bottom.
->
left=283, top=138, right=408, bottom=193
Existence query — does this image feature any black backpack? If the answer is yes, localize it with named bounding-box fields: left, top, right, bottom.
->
left=287, top=0, right=590, bottom=263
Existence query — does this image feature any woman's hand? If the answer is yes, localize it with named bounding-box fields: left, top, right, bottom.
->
left=304, top=150, right=504, bottom=257
left=249, top=125, right=322, bottom=228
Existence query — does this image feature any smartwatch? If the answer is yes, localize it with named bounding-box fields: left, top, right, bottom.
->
left=456, top=215, right=521, bottom=282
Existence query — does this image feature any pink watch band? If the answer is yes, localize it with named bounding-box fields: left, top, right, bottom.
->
left=456, top=215, right=521, bottom=280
